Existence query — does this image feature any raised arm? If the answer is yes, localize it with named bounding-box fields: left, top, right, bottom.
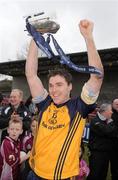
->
left=25, top=39, right=47, bottom=99
left=79, top=20, right=104, bottom=96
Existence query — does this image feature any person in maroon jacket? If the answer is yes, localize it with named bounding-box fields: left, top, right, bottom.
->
left=22, top=118, right=37, bottom=152
left=21, top=117, right=37, bottom=180
left=0, top=118, right=29, bottom=180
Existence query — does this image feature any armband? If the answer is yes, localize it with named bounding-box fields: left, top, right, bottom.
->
left=32, top=89, right=48, bottom=104
left=81, top=83, right=99, bottom=104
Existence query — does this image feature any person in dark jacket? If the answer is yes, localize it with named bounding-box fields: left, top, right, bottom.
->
left=0, top=93, right=3, bottom=115
left=110, top=99, right=118, bottom=180
left=0, top=89, right=31, bottom=143
left=87, top=103, right=118, bottom=180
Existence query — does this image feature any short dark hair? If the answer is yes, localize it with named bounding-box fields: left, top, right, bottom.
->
left=48, top=69, right=72, bottom=85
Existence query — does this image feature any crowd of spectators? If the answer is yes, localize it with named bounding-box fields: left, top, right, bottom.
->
left=0, top=90, right=118, bottom=180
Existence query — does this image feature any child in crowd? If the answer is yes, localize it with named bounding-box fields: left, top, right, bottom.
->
left=76, top=142, right=90, bottom=180
left=21, top=117, right=38, bottom=180
left=22, top=117, right=37, bottom=152
left=0, top=117, right=30, bottom=180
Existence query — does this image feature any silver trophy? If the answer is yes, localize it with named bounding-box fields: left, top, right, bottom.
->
left=28, top=12, right=60, bottom=34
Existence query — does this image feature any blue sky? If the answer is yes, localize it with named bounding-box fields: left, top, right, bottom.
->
left=0, top=0, right=118, bottom=62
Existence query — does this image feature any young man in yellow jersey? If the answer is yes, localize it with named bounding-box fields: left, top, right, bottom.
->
left=25, top=19, right=104, bottom=180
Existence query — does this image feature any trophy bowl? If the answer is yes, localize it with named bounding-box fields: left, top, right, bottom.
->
left=29, top=17, right=60, bottom=34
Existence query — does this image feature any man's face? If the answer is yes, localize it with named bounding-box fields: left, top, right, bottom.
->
left=104, top=105, right=113, bottom=119
left=113, top=99, right=118, bottom=112
left=49, top=75, right=72, bottom=105
left=10, top=91, right=22, bottom=107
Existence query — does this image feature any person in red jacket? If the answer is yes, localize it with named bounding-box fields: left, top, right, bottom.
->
left=0, top=117, right=29, bottom=180
left=21, top=117, right=38, bottom=180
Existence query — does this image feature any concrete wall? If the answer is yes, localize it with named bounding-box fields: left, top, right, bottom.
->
left=12, top=74, right=48, bottom=101
left=12, top=69, right=118, bottom=104
left=99, top=70, right=118, bottom=103
left=12, top=76, right=30, bottom=100
left=72, top=70, right=118, bottom=104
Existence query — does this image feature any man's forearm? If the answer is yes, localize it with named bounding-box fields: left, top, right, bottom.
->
left=85, top=37, right=104, bottom=76
left=82, top=36, right=104, bottom=97
left=25, top=39, right=46, bottom=98
left=25, top=39, right=39, bottom=78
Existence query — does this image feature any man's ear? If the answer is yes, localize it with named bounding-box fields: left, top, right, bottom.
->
left=69, top=83, right=72, bottom=91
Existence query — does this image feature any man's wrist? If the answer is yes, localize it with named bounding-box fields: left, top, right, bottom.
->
left=85, top=35, right=94, bottom=42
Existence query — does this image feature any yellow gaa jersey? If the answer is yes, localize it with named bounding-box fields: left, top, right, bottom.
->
left=29, top=96, right=95, bottom=179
